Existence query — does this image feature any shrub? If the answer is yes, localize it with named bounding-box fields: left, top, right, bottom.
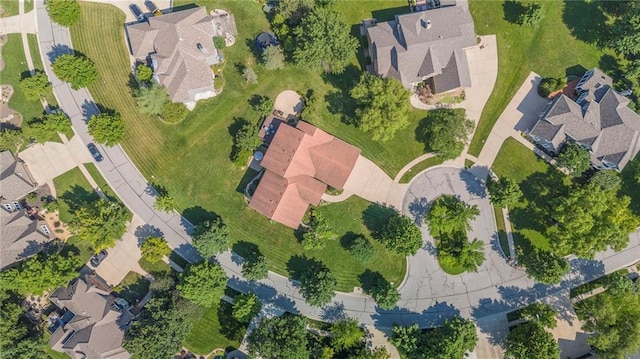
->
left=136, top=83, right=169, bottom=115
left=242, top=67, right=258, bottom=84
left=348, top=235, right=376, bottom=263
left=160, top=102, right=188, bottom=123
left=262, top=45, right=285, bottom=70
left=213, top=36, right=226, bottom=49
left=537, top=77, right=564, bottom=98
left=136, top=64, right=153, bottom=83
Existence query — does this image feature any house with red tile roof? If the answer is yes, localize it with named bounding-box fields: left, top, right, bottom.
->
left=249, top=121, right=360, bottom=228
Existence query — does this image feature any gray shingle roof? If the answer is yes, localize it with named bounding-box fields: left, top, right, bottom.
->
left=126, top=7, right=217, bottom=104
left=366, top=5, right=476, bottom=91
left=0, top=209, right=51, bottom=270
left=1, top=151, right=35, bottom=201
left=531, top=68, right=640, bottom=170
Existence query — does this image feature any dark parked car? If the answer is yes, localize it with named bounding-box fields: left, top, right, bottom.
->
left=129, top=4, right=145, bottom=21
left=87, top=143, right=103, bottom=162
left=90, top=250, right=108, bottom=267
left=144, top=0, right=162, bottom=16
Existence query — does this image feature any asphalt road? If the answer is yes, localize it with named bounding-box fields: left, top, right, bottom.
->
left=34, top=1, right=640, bottom=330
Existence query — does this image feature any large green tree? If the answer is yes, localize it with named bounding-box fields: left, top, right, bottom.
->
left=0, top=252, right=79, bottom=296
left=88, top=112, right=125, bottom=146
left=426, top=195, right=479, bottom=236
left=232, top=121, right=262, bottom=165
left=350, top=73, right=410, bottom=142
left=232, top=293, right=261, bottom=323
left=361, top=271, right=400, bottom=310
left=331, top=318, right=365, bottom=351
left=25, top=112, right=71, bottom=143
left=46, top=0, right=81, bottom=27
left=487, top=176, right=523, bottom=208
left=242, top=251, right=269, bottom=281
left=505, top=322, right=560, bottom=359
left=177, top=261, right=228, bottom=308
left=517, top=247, right=569, bottom=284
left=247, top=314, right=309, bottom=359
left=0, top=129, right=25, bottom=152
left=191, top=219, right=230, bottom=258
left=19, top=71, right=51, bottom=101
left=392, top=317, right=477, bottom=359
left=380, top=214, right=422, bottom=256
left=123, top=295, right=193, bottom=359
left=520, top=302, right=557, bottom=329
left=557, top=142, right=590, bottom=176
left=293, top=8, right=359, bottom=73
left=456, top=238, right=486, bottom=273
left=347, top=234, right=376, bottom=263
left=301, top=209, right=336, bottom=250
left=140, top=236, right=171, bottom=263
left=51, top=54, right=98, bottom=90
left=69, top=199, right=128, bottom=252
left=418, top=109, right=474, bottom=159
left=298, top=260, right=337, bottom=307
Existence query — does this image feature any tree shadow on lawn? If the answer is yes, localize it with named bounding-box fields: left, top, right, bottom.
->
left=502, top=0, right=527, bottom=24
left=339, top=231, right=360, bottom=251
left=59, top=185, right=99, bottom=215
left=115, top=274, right=150, bottom=304
left=562, top=0, right=610, bottom=48
left=181, top=205, right=220, bottom=228
left=217, top=301, right=246, bottom=345
left=361, top=203, right=396, bottom=239
left=231, top=240, right=260, bottom=259
left=620, top=158, right=640, bottom=215
left=322, top=64, right=360, bottom=125
left=286, top=255, right=325, bottom=280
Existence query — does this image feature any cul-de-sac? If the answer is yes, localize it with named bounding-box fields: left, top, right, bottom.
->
left=1, top=0, right=640, bottom=358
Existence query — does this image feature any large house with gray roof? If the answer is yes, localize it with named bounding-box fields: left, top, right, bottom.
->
left=125, top=7, right=219, bottom=109
left=529, top=69, right=640, bottom=171
left=49, top=275, right=132, bottom=359
left=1, top=151, right=52, bottom=270
left=364, top=2, right=476, bottom=94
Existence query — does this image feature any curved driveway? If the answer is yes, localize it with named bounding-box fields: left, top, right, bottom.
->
left=32, top=1, right=640, bottom=332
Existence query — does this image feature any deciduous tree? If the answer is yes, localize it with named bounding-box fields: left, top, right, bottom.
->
left=154, top=193, right=175, bottom=212
left=192, top=219, right=230, bottom=258
left=589, top=170, right=621, bottom=191
left=520, top=302, right=557, bottom=329
left=298, top=260, right=337, bottom=307
left=70, top=199, right=129, bottom=252
left=392, top=317, right=477, bottom=359
left=140, top=236, right=171, bottom=263
left=418, top=109, right=474, bottom=160
left=25, top=112, right=71, bottom=143
left=293, top=8, right=359, bottom=73
left=381, top=214, right=422, bottom=256
left=517, top=247, right=569, bottom=284
left=46, top=0, right=81, bottom=27
left=0, top=252, right=80, bottom=296
left=247, top=314, right=309, bottom=359
left=487, top=176, right=523, bottom=208
left=350, top=73, right=410, bottom=142
left=177, top=261, right=228, bottom=308
left=232, top=121, right=262, bottom=165
left=232, top=293, right=261, bottom=323
left=426, top=195, right=479, bottom=236
left=331, top=318, right=364, bottom=350
left=242, top=251, right=268, bottom=281
left=88, top=112, right=125, bottom=146
left=262, top=45, right=285, bottom=70
left=456, top=238, right=486, bottom=273
left=557, top=142, right=590, bottom=176
left=52, top=54, right=98, bottom=90
left=136, top=64, right=153, bottom=83
left=505, top=322, right=560, bottom=359
left=0, top=129, right=25, bottom=152
left=20, top=71, right=51, bottom=101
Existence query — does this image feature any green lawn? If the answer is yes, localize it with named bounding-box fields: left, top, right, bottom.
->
left=138, top=257, right=172, bottom=276
left=398, top=156, right=445, bottom=183
left=85, top=162, right=120, bottom=202
left=0, top=34, right=47, bottom=124
left=183, top=300, right=245, bottom=355
left=26, top=33, right=58, bottom=108
left=491, top=138, right=571, bottom=252
left=0, top=0, right=18, bottom=17
left=68, top=1, right=409, bottom=291
left=493, top=205, right=509, bottom=257
left=467, top=0, right=615, bottom=156
left=52, top=167, right=98, bottom=223
left=24, top=0, right=33, bottom=13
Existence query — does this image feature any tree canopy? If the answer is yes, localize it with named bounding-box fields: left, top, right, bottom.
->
left=293, top=8, right=359, bottom=73
left=247, top=314, right=309, bottom=359
left=392, top=317, right=478, bottom=359
left=154, top=193, right=175, bottom=212
left=25, top=112, right=71, bottom=143
left=20, top=71, right=51, bottom=101
left=160, top=102, right=189, bottom=123
left=46, top=0, right=81, bottom=27
left=487, top=176, right=523, bottom=208
left=297, top=260, right=337, bottom=307
left=177, top=261, right=228, bottom=308
left=192, top=219, right=230, bottom=258
left=361, top=271, right=400, bottom=310
left=88, top=112, right=125, bottom=146
left=520, top=302, right=557, bottom=329
left=70, top=199, right=129, bottom=252
left=52, top=54, right=98, bottom=90
left=418, top=109, right=474, bottom=159
left=136, top=64, right=153, bottom=83
left=505, top=322, right=560, bottom=359
left=140, top=236, right=171, bottom=263
left=301, top=209, right=336, bottom=251
left=331, top=318, right=365, bottom=351
left=232, top=293, right=261, bottom=323
left=0, top=252, right=80, bottom=296
left=557, top=142, right=590, bottom=176
left=426, top=195, right=479, bottom=236
left=380, top=214, right=422, bottom=256
left=242, top=251, right=269, bottom=281
left=262, top=45, right=285, bottom=70
left=232, top=120, right=263, bottom=165
left=347, top=234, right=376, bottom=263
left=136, top=83, right=169, bottom=115
left=517, top=247, right=569, bottom=284
left=350, top=73, right=411, bottom=142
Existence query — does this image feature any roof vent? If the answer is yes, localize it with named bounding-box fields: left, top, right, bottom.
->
left=196, top=43, right=207, bottom=54
left=421, top=19, right=432, bottom=29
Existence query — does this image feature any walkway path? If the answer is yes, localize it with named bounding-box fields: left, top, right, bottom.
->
left=34, top=0, right=640, bottom=340
left=393, top=153, right=436, bottom=182
left=0, top=8, right=35, bottom=35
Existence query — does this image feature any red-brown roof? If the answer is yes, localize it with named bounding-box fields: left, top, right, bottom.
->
left=249, top=121, right=361, bottom=228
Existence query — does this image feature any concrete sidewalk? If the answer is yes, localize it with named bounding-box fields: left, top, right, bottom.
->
left=0, top=9, right=35, bottom=35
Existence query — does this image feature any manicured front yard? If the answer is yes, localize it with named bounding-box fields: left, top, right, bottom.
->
left=491, top=138, right=570, bottom=252
left=52, top=167, right=98, bottom=223
left=398, top=156, right=445, bottom=183
left=467, top=0, right=615, bottom=156
left=26, top=33, right=58, bottom=107
left=114, top=271, right=150, bottom=304
left=68, top=1, right=409, bottom=291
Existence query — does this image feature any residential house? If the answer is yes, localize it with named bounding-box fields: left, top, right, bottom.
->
left=249, top=121, right=361, bottom=229
left=364, top=2, right=476, bottom=94
left=48, top=275, right=132, bottom=359
left=529, top=68, right=640, bottom=171
left=125, top=7, right=219, bottom=109
left=1, top=151, right=51, bottom=270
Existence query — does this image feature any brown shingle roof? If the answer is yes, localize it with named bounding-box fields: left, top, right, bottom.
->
left=249, top=122, right=360, bottom=228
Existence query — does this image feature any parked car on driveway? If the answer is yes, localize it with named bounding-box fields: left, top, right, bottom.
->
left=90, top=250, right=108, bottom=267
left=129, top=4, right=145, bottom=22
left=144, top=0, right=162, bottom=16
left=87, top=142, right=103, bottom=162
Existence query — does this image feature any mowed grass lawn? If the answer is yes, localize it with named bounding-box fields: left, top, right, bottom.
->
left=491, top=138, right=571, bottom=251
left=53, top=167, right=97, bottom=223
left=467, top=0, right=615, bottom=156
left=68, top=2, right=411, bottom=290
left=26, top=33, right=58, bottom=107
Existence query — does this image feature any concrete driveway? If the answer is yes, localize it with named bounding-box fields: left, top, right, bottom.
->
left=18, top=135, right=93, bottom=185
left=82, top=0, right=172, bottom=23
left=92, top=215, right=148, bottom=286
